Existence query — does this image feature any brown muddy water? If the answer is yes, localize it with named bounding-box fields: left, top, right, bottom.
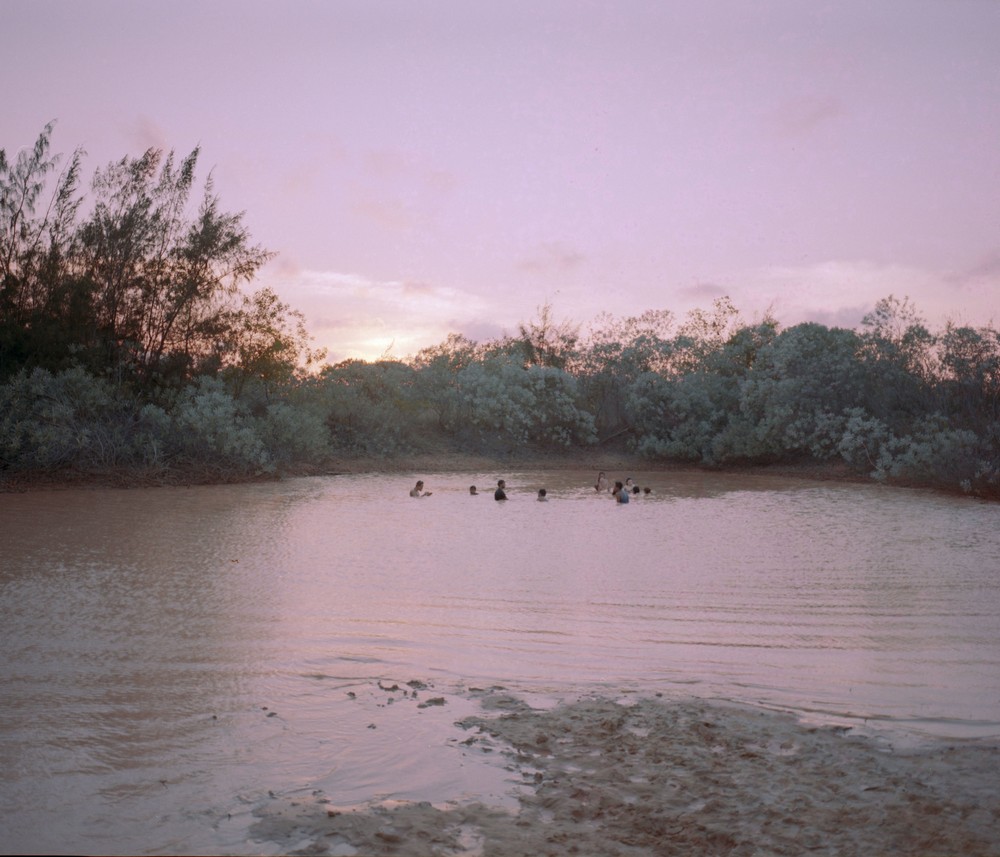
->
left=1, top=470, right=998, bottom=854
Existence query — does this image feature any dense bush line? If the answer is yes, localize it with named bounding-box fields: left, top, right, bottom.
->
left=2, top=294, right=998, bottom=498
left=3, top=126, right=998, bottom=497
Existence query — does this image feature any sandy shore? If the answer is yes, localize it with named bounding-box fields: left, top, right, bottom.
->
left=249, top=686, right=1000, bottom=856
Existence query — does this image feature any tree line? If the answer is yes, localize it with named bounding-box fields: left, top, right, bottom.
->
left=2, top=125, right=998, bottom=497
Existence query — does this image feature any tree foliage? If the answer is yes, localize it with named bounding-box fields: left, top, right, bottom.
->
left=3, top=126, right=999, bottom=498
left=1, top=124, right=276, bottom=386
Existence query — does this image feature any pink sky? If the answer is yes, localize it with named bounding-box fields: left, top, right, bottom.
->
left=7, top=0, right=1000, bottom=361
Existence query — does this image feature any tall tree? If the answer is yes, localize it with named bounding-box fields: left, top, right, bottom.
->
left=0, top=122, right=85, bottom=374
left=505, top=301, right=580, bottom=369
left=76, top=147, right=273, bottom=382
left=858, top=295, right=936, bottom=425
left=224, top=287, right=326, bottom=399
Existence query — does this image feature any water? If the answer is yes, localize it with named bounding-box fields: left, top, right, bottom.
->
left=1, top=470, right=998, bottom=854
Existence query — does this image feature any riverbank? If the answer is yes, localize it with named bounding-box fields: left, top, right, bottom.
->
left=250, top=685, right=1000, bottom=856
left=0, top=450, right=873, bottom=493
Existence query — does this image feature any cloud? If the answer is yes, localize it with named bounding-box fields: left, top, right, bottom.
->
left=350, top=195, right=415, bottom=231
left=362, top=148, right=458, bottom=194
left=346, top=150, right=458, bottom=234
left=125, top=115, right=168, bottom=152
left=260, top=255, right=999, bottom=366
left=737, top=259, right=993, bottom=330
left=262, top=268, right=495, bottom=362
left=401, top=280, right=437, bottom=297
left=455, top=317, right=507, bottom=343
left=955, top=251, right=1000, bottom=283
left=677, top=281, right=729, bottom=302
left=281, top=162, right=324, bottom=196
left=269, top=255, right=302, bottom=278
left=517, top=241, right=586, bottom=273
left=797, top=304, right=871, bottom=330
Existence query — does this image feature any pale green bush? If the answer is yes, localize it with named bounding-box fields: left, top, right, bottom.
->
left=316, top=362, right=419, bottom=456
left=628, top=371, right=743, bottom=464
left=458, top=358, right=596, bottom=449
left=255, top=401, right=330, bottom=464
left=170, top=377, right=271, bottom=474
left=869, top=414, right=982, bottom=489
left=740, top=324, right=868, bottom=459
left=836, top=408, right=896, bottom=473
left=0, top=366, right=142, bottom=470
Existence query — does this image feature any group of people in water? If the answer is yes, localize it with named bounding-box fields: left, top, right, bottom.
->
left=595, top=470, right=652, bottom=503
left=410, top=471, right=649, bottom=503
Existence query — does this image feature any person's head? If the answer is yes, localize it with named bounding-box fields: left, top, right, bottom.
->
left=415, top=480, right=424, bottom=490
left=643, top=486, right=651, bottom=494
left=497, top=479, right=505, bottom=488
left=614, top=481, right=623, bottom=491
left=625, top=477, right=634, bottom=486
left=537, top=488, right=547, bottom=499
left=469, top=485, right=478, bottom=495
left=632, top=486, right=640, bottom=494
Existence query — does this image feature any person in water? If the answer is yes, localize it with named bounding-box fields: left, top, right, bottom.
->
left=494, top=479, right=507, bottom=500
left=613, top=480, right=629, bottom=503
left=409, top=480, right=432, bottom=497
left=595, top=471, right=608, bottom=492
left=469, top=485, right=478, bottom=495
left=537, top=488, right=547, bottom=501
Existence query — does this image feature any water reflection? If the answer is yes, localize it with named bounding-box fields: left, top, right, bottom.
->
left=1, top=471, right=998, bottom=854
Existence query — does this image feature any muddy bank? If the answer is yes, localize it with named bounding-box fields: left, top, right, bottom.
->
left=249, top=688, right=1000, bottom=856
left=0, top=451, right=871, bottom=493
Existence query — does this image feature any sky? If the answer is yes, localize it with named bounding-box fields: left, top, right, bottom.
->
left=6, top=0, right=1000, bottom=362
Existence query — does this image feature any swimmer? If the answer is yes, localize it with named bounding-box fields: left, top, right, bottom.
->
left=537, top=488, right=548, bottom=501
left=409, top=480, right=432, bottom=497
left=595, top=471, right=608, bottom=492
left=469, top=485, right=478, bottom=495
left=494, top=479, right=507, bottom=501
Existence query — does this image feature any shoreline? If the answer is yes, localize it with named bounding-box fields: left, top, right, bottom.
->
left=249, top=686, right=1000, bottom=856
left=0, top=451, right=876, bottom=494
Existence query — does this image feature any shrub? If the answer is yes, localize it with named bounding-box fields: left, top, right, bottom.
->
left=0, top=365, right=142, bottom=470
left=458, top=358, right=596, bottom=450
left=170, top=376, right=270, bottom=474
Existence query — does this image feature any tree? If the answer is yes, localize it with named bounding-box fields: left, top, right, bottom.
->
left=573, top=308, right=675, bottom=438
left=316, top=359, right=424, bottom=455
left=670, top=297, right=744, bottom=375
left=76, top=147, right=273, bottom=383
left=739, top=323, right=868, bottom=460
left=627, top=368, right=743, bottom=464
left=858, top=295, right=937, bottom=425
left=0, top=122, right=86, bottom=376
left=497, top=301, right=580, bottom=369
left=411, top=333, right=480, bottom=431
left=224, top=287, right=327, bottom=400
left=937, top=322, right=1000, bottom=426
left=457, top=355, right=596, bottom=450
